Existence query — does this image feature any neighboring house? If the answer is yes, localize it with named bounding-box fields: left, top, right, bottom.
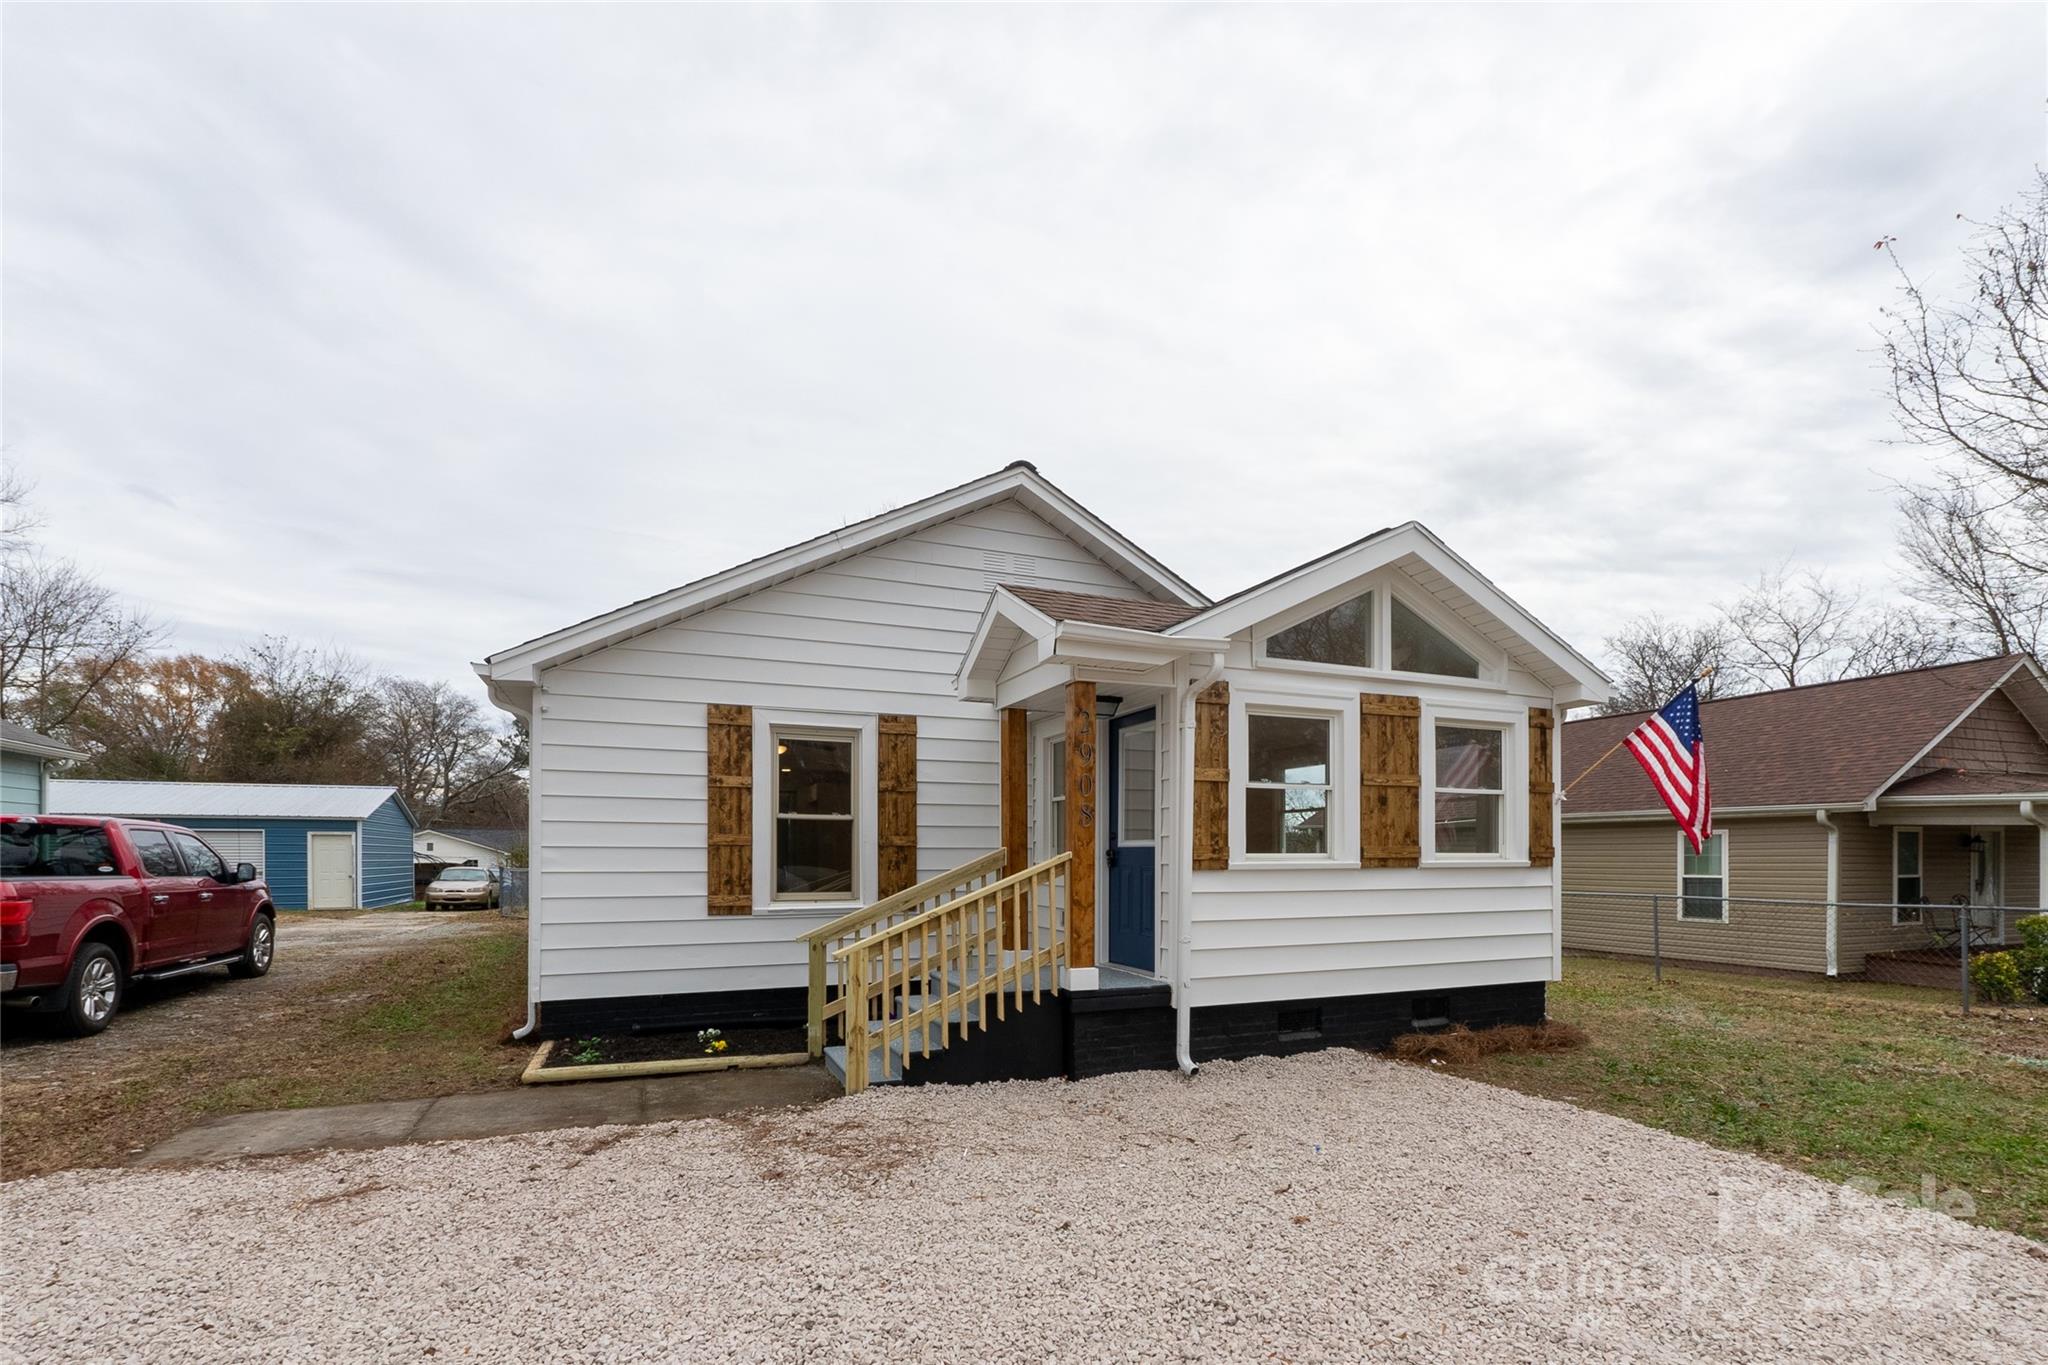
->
left=46, top=780, right=417, bottom=910
left=1, top=722, right=85, bottom=814
left=415, top=826, right=519, bottom=872
left=476, top=463, right=1609, bottom=1084
left=1561, top=656, right=2048, bottom=978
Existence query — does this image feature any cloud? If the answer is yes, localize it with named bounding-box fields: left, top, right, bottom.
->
left=4, top=4, right=2040, bottom=697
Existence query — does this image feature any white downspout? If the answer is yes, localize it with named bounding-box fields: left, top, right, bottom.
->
left=1175, top=650, right=1227, bottom=1077
left=2020, top=801, right=2048, bottom=917
left=511, top=685, right=545, bottom=1040
left=1815, top=809, right=1839, bottom=978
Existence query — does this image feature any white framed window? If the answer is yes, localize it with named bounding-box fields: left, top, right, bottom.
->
left=1892, top=827, right=1923, bottom=923
left=1116, top=721, right=1157, bottom=843
left=1430, top=722, right=1507, bottom=856
left=1263, top=592, right=1374, bottom=669
left=1253, top=575, right=1502, bottom=687
left=1044, top=734, right=1068, bottom=857
left=770, top=727, right=858, bottom=902
left=1389, top=594, right=1481, bottom=679
left=1243, top=709, right=1335, bottom=857
left=1677, top=830, right=1728, bottom=922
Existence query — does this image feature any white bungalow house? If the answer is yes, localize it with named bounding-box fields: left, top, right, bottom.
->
left=477, top=464, right=1609, bottom=1089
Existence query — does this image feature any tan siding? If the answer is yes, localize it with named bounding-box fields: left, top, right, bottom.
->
left=1561, top=817, right=1827, bottom=972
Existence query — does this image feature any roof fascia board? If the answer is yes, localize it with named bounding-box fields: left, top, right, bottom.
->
left=955, top=589, right=1060, bottom=700
left=485, top=468, right=1204, bottom=683
left=4, top=735, right=85, bottom=761
left=1861, top=658, right=2028, bottom=810
left=1877, top=790, right=2048, bottom=806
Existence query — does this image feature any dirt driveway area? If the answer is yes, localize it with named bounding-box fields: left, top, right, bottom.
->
left=2, top=911, right=526, bottom=1179
left=3, top=1049, right=2041, bottom=1363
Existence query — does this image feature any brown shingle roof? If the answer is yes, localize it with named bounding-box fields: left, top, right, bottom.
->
left=1881, top=767, right=2048, bottom=798
left=1561, top=655, right=2032, bottom=814
left=1000, top=585, right=1205, bottom=633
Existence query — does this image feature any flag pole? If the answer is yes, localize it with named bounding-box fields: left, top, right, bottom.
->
left=1561, top=667, right=1714, bottom=798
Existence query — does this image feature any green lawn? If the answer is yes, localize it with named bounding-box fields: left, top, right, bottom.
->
left=1448, top=955, right=2048, bottom=1240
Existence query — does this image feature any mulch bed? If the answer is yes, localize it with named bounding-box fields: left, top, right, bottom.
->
left=540, top=1027, right=806, bottom=1070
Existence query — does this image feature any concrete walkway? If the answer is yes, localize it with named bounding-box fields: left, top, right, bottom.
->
left=136, top=1064, right=841, bottom=1167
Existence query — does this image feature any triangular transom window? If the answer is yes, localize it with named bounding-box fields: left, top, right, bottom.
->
left=1390, top=596, right=1479, bottom=678
left=1264, top=593, right=1373, bottom=668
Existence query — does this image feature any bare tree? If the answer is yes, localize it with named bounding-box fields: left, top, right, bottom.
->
left=1597, top=614, right=1740, bottom=715
left=209, top=637, right=379, bottom=783
left=369, top=677, right=524, bottom=822
left=63, top=654, right=249, bottom=779
left=0, top=555, right=162, bottom=734
left=1881, top=174, right=2048, bottom=650
left=1, top=464, right=41, bottom=553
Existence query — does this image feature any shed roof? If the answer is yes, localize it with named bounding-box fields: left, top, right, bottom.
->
left=2, top=720, right=85, bottom=762
left=1561, top=655, right=2038, bottom=814
left=420, top=826, right=521, bottom=852
left=49, top=780, right=408, bottom=823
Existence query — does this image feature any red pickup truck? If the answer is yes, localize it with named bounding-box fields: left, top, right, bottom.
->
left=1, top=815, right=275, bottom=1035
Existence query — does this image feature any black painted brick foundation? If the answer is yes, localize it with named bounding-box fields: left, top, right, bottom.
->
left=538, top=986, right=807, bottom=1039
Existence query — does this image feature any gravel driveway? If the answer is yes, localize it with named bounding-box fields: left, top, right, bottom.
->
left=3, top=1050, right=2041, bottom=1363
left=0, top=911, right=493, bottom=1090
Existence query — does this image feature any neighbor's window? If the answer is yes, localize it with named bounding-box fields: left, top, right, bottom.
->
left=1245, top=712, right=1333, bottom=856
left=774, top=731, right=856, bottom=899
left=1047, top=738, right=1068, bottom=855
left=1390, top=596, right=1480, bottom=679
left=1893, top=828, right=1923, bottom=924
left=0, top=824, right=123, bottom=879
left=1679, top=831, right=1727, bottom=922
left=1432, top=723, right=1505, bottom=855
left=1265, top=592, right=1374, bottom=669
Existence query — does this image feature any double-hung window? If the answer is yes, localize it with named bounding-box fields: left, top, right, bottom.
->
left=1893, top=828, right=1924, bottom=923
left=1432, top=723, right=1505, bottom=856
left=1679, top=831, right=1728, bottom=922
left=1245, top=712, right=1333, bottom=856
left=773, top=730, right=857, bottom=900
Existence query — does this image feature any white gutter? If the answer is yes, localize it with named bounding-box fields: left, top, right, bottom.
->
left=1173, top=650, right=1227, bottom=1077
left=1815, top=809, right=1839, bottom=978
left=2021, top=801, right=2048, bottom=914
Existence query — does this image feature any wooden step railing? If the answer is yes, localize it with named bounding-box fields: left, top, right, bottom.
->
left=801, top=849, right=1009, bottom=1058
left=833, top=852, right=1071, bottom=1094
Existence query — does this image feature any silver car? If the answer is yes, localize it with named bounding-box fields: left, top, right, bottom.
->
left=424, top=866, right=500, bottom=909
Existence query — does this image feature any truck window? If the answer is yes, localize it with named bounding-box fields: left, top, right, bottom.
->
left=169, top=832, right=227, bottom=880
left=1, top=824, right=123, bottom=879
left=130, top=829, right=185, bottom=878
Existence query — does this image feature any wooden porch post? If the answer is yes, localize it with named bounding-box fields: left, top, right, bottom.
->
left=1065, top=680, right=1097, bottom=968
left=1000, top=708, right=1028, bottom=878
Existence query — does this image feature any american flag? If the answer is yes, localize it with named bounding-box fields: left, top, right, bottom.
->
left=1625, top=682, right=1713, bottom=852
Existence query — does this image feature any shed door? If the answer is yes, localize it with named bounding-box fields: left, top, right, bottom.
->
left=309, top=832, right=358, bottom=909
left=199, top=829, right=265, bottom=875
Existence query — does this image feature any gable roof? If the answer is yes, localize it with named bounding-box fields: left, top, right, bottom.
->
left=1001, top=584, right=1206, bottom=632
left=1561, top=655, right=2042, bottom=815
left=1167, top=522, right=1610, bottom=699
left=1, top=720, right=84, bottom=762
left=419, top=826, right=521, bottom=852
left=476, top=464, right=1207, bottom=701
left=49, top=779, right=411, bottom=824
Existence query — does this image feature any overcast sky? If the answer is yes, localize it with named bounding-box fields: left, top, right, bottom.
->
left=5, top=5, right=2042, bottom=707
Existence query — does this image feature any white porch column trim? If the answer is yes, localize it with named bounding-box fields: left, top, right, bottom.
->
left=2022, top=801, right=2048, bottom=911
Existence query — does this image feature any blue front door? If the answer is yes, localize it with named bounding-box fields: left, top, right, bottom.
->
left=1106, top=709, right=1157, bottom=972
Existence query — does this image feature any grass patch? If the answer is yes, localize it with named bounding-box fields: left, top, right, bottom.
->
left=1, top=921, right=529, bottom=1179
left=1445, top=955, right=2048, bottom=1241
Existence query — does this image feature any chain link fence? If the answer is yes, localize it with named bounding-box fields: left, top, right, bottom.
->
left=497, top=866, right=529, bottom=918
left=1563, top=889, right=2045, bottom=1014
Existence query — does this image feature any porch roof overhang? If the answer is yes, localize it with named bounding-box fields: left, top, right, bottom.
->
left=956, top=587, right=1229, bottom=710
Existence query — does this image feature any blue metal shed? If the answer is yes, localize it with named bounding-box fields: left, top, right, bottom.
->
left=46, top=780, right=418, bottom=911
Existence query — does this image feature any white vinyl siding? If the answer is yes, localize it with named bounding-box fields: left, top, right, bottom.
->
left=1187, top=658, right=1561, bottom=1008
left=532, top=500, right=1160, bottom=1002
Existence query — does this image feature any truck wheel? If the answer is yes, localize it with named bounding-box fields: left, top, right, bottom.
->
left=61, top=943, right=123, bottom=1036
left=228, top=913, right=275, bottom=979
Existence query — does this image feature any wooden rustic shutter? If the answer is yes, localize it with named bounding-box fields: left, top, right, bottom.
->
left=1527, top=707, right=1556, bottom=867
left=1359, top=693, right=1421, bottom=868
left=1191, top=681, right=1230, bottom=871
left=706, top=704, right=753, bottom=915
left=877, top=714, right=918, bottom=898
